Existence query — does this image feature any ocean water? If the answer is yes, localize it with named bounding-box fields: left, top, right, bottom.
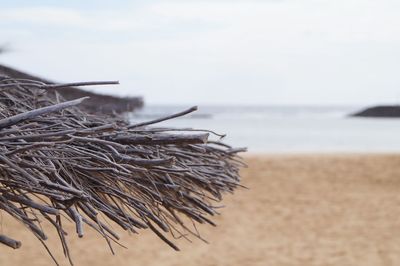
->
left=128, top=105, right=400, bottom=153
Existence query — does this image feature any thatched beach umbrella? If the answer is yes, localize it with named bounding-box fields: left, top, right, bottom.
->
left=0, top=76, right=245, bottom=264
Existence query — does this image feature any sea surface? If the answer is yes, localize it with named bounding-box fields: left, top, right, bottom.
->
left=129, top=105, right=400, bottom=153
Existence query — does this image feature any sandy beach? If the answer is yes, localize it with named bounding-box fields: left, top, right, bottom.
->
left=2, top=154, right=400, bottom=266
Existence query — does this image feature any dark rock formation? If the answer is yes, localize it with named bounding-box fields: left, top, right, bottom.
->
left=0, top=64, right=143, bottom=114
left=351, top=106, right=400, bottom=118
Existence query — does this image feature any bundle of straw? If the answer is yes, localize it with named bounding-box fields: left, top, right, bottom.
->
left=0, top=76, right=245, bottom=264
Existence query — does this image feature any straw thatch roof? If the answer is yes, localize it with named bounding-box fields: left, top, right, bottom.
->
left=0, top=75, right=245, bottom=264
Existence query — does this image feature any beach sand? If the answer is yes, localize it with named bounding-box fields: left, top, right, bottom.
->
left=2, top=154, right=400, bottom=266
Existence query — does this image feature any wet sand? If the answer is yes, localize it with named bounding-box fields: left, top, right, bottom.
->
left=2, top=154, right=400, bottom=266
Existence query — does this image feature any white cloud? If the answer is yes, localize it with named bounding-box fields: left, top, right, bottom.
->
left=1, top=0, right=400, bottom=105
left=0, top=5, right=218, bottom=33
left=0, top=7, right=89, bottom=27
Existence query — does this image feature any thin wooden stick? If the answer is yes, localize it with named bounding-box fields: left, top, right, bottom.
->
left=109, top=133, right=209, bottom=145
left=42, top=81, right=119, bottom=89
left=0, top=235, right=21, bottom=249
left=0, top=97, right=89, bottom=129
left=128, top=106, right=198, bottom=128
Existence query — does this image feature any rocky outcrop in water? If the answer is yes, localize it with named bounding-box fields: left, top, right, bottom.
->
left=0, top=64, right=143, bottom=114
left=351, top=106, right=400, bottom=118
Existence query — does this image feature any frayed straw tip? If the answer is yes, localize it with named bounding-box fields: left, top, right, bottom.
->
left=0, top=235, right=22, bottom=249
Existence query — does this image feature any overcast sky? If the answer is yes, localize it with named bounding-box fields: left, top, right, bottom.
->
left=1, top=0, right=400, bottom=105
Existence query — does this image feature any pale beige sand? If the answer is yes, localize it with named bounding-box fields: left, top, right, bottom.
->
left=2, top=154, right=400, bottom=266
